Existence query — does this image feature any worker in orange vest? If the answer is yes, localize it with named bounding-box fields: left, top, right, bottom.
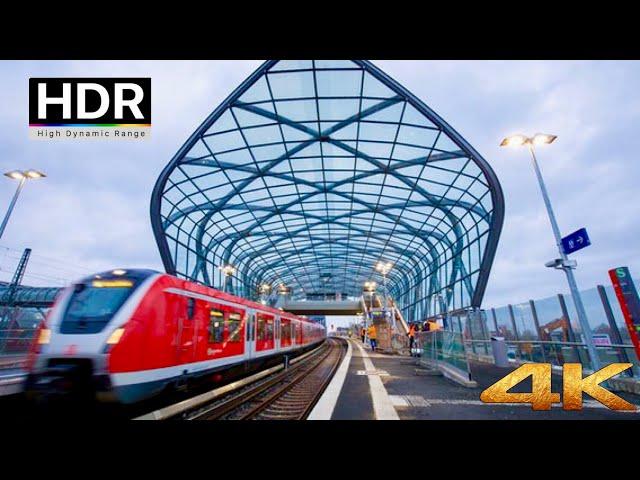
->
left=408, top=323, right=416, bottom=356
left=367, top=324, right=377, bottom=352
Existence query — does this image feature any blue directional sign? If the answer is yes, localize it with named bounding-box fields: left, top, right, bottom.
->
left=561, top=227, right=591, bottom=255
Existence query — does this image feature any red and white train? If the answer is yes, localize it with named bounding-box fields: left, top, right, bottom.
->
left=25, top=269, right=325, bottom=404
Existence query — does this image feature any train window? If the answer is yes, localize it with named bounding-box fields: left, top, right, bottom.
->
left=281, top=320, right=290, bottom=341
left=226, top=312, right=242, bottom=343
left=187, top=298, right=196, bottom=320
left=60, top=281, right=135, bottom=334
left=257, top=315, right=266, bottom=341
left=266, top=319, right=274, bottom=341
left=209, top=309, right=224, bottom=343
left=257, top=314, right=273, bottom=341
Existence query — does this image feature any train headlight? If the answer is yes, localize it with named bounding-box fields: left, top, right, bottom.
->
left=106, top=327, right=125, bottom=345
left=38, top=328, right=51, bottom=345
left=103, top=327, right=126, bottom=354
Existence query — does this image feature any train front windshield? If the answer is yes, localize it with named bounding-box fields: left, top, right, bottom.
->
left=60, top=279, right=136, bottom=334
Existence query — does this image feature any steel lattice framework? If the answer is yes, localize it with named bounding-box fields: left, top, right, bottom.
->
left=151, top=60, right=504, bottom=321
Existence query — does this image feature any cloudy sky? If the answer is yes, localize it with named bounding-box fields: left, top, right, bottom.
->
left=0, top=60, right=638, bottom=311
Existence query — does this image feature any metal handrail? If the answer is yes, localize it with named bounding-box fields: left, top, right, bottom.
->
left=465, top=338, right=635, bottom=349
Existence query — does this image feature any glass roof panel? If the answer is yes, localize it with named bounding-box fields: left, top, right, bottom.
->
left=152, top=60, right=504, bottom=318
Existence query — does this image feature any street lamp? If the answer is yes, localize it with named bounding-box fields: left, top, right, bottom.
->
left=375, top=261, right=393, bottom=329
left=363, top=281, right=376, bottom=318
left=220, top=265, right=235, bottom=294
left=500, top=133, right=601, bottom=371
left=0, top=169, right=46, bottom=240
left=259, top=283, right=271, bottom=305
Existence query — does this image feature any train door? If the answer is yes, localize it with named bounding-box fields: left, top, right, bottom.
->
left=256, top=312, right=275, bottom=352
left=245, top=310, right=256, bottom=359
left=177, top=297, right=197, bottom=365
left=281, top=317, right=291, bottom=349
left=275, top=316, right=281, bottom=351
left=291, top=319, right=297, bottom=347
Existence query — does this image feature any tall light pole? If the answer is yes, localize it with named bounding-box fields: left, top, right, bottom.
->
left=501, top=133, right=601, bottom=371
left=259, top=283, right=271, bottom=305
left=376, top=261, right=393, bottom=329
left=0, top=170, right=46, bottom=240
left=220, top=264, right=236, bottom=294
left=363, top=281, right=376, bottom=321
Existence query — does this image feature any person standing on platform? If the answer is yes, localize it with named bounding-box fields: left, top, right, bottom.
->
left=361, top=326, right=366, bottom=343
left=368, top=324, right=377, bottom=352
left=408, top=323, right=416, bottom=356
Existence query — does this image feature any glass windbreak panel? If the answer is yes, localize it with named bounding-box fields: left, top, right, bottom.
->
left=532, top=296, right=566, bottom=341
left=61, top=280, right=136, bottom=334
left=493, top=306, right=516, bottom=340
left=512, top=302, right=537, bottom=340
left=570, top=285, right=638, bottom=345
left=209, top=309, right=224, bottom=343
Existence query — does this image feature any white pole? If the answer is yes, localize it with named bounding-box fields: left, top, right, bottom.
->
left=0, top=177, right=26, bottom=240
left=528, top=145, right=601, bottom=371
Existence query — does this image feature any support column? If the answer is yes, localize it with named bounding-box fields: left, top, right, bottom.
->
left=558, top=293, right=587, bottom=365
left=529, top=299, right=546, bottom=362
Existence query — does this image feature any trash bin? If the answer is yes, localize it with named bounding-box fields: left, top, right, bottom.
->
left=491, top=336, right=510, bottom=368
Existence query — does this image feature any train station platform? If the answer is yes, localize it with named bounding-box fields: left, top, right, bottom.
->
left=308, top=338, right=640, bottom=420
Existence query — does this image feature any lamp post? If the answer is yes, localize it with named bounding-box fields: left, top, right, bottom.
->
left=363, top=281, right=376, bottom=322
left=501, top=133, right=601, bottom=371
left=376, top=261, right=393, bottom=329
left=259, top=283, right=271, bottom=305
left=0, top=170, right=46, bottom=240
left=363, top=281, right=377, bottom=345
left=220, top=265, right=236, bottom=294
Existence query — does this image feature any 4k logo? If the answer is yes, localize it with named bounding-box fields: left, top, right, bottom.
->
left=29, top=78, right=151, bottom=140
left=480, top=363, right=636, bottom=411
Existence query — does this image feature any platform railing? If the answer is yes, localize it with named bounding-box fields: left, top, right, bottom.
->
left=465, top=338, right=640, bottom=377
left=416, top=330, right=473, bottom=380
left=0, top=328, right=37, bottom=359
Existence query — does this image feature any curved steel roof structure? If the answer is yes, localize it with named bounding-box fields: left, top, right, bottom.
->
left=151, top=60, right=504, bottom=321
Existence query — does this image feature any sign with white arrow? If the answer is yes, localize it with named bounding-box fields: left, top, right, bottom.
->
left=561, top=227, right=591, bottom=255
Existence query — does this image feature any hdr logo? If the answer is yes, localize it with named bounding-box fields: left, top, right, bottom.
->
left=28, top=78, right=151, bottom=140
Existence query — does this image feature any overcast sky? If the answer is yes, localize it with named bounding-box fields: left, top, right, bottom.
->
left=0, top=60, right=638, bottom=311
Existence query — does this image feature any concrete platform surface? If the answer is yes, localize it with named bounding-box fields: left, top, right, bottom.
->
left=318, top=339, right=640, bottom=420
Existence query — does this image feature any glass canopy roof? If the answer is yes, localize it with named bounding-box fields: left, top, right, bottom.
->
left=151, top=60, right=504, bottom=321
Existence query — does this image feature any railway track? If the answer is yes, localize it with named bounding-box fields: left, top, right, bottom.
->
left=135, top=337, right=346, bottom=421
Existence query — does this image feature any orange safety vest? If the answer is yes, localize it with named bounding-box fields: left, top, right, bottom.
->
left=408, top=325, right=415, bottom=338
left=367, top=325, right=377, bottom=339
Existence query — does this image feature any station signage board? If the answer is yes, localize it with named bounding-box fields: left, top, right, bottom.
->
left=609, top=266, right=640, bottom=361
left=561, top=227, right=591, bottom=255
